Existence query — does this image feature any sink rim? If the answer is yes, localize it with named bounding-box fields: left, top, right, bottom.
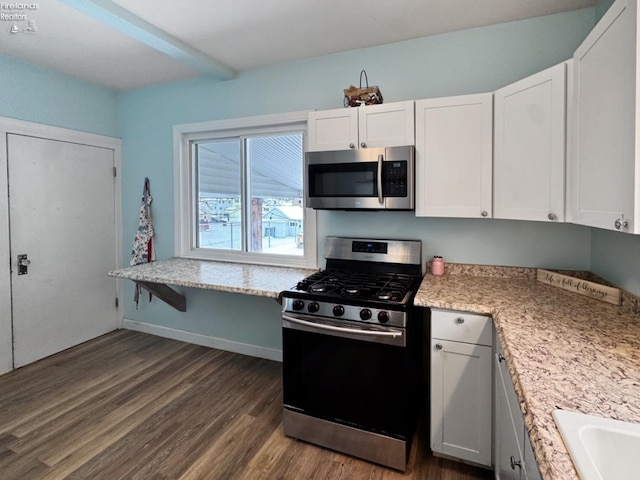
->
left=553, top=409, right=640, bottom=480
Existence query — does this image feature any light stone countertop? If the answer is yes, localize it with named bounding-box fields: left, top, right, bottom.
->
left=415, top=272, right=640, bottom=480
left=108, top=258, right=316, bottom=299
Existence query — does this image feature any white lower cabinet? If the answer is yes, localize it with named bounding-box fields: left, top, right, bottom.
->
left=430, top=309, right=493, bottom=467
left=494, top=338, right=542, bottom=480
left=522, top=431, right=541, bottom=480
left=429, top=310, right=541, bottom=479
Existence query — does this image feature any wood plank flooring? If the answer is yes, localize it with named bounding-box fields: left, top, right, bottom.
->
left=0, top=330, right=493, bottom=480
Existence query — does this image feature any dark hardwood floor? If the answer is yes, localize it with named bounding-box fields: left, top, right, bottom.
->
left=0, top=330, right=493, bottom=479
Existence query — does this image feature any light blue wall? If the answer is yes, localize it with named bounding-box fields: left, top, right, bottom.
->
left=591, top=229, right=640, bottom=296
left=596, top=0, right=616, bottom=21
left=118, top=8, right=598, bottom=350
left=317, top=213, right=591, bottom=271
left=0, top=54, right=119, bottom=137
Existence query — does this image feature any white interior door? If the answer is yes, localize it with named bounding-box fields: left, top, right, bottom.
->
left=8, top=134, right=118, bottom=368
left=0, top=134, right=11, bottom=375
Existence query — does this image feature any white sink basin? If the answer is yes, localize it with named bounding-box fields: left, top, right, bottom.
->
left=553, top=409, right=640, bottom=480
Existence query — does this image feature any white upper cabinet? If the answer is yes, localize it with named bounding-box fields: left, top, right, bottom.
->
left=307, top=101, right=414, bottom=152
left=415, top=93, right=493, bottom=218
left=307, top=108, right=358, bottom=151
left=358, top=101, right=415, bottom=148
left=569, top=0, right=639, bottom=233
left=494, top=62, right=567, bottom=223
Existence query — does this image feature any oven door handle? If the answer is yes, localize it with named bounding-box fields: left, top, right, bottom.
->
left=377, top=153, right=384, bottom=204
left=283, top=314, right=402, bottom=339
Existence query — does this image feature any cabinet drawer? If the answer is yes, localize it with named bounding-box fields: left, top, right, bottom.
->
left=431, top=309, right=492, bottom=346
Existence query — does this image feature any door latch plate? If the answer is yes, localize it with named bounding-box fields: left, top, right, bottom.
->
left=18, top=254, right=30, bottom=275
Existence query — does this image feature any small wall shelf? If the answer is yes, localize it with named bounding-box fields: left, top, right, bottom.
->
left=108, top=258, right=316, bottom=313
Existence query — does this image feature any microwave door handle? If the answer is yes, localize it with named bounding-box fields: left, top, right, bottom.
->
left=377, top=154, right=383, bottom=204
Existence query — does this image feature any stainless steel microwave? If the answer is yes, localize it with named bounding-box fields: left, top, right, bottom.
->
left=305, top=145, right=414, bottom=210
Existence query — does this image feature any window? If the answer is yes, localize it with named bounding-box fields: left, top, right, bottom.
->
left=174, top=112, right=316, bottom=268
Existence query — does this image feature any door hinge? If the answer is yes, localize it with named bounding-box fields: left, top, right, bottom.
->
left=115, top=297, right=119, bottom=308
left=113, top=166, right=117, bottom=177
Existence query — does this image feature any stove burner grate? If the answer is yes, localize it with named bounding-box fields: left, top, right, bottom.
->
left=309, top=283, right=329, bottom=293
left=295, top=269, right=416, bottom=303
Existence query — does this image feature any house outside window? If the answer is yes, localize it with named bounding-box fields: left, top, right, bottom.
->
left=174, top=112, right=317, bottom=268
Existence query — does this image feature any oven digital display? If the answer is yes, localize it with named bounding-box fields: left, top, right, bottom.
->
left=351, top=241, right=388, bottom=254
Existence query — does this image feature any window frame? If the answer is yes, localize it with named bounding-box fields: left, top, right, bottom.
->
left=173, top=111, right=317, bottom=268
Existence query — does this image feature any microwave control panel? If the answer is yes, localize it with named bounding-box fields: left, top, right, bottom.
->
left=383, top=161, right=408, bottom=197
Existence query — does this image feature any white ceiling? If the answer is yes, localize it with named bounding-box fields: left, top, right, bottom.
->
left=1, top=0, right=598, bottom=91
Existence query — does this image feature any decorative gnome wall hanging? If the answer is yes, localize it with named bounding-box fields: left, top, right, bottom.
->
left=130, top=177, right=156, bottom=306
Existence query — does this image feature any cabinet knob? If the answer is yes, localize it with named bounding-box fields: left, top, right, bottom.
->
left=481, top=210, right=488, bottom=217
left=510, top=456, right=522, bottom=470
left=498, top=353, right=506, bottom=363
left=615, top=218, right=629, bottom=230
left=360, top=142, right=367, bottom=148
left=455, top=317, right=465, bottom=324
left=349, top=143, right=356, bottom=149
left=548, top=212, right=557, bottom=220
left=435, top=343, right=443, bottom=350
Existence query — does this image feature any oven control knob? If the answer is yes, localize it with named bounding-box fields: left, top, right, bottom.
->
left=307, top=302, right=320, bottom=313
left=292, top=300, right=304, bottom=311
left=378, top=311, right=390, bottom=324
left=360, top=308, right=372, bottom=320
left=333, top=305, right=345, bottom=317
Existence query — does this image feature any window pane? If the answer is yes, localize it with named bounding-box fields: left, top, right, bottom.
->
left=195, top=140, right=242, bottom=251
left=247, top=134, right=304, bottom=256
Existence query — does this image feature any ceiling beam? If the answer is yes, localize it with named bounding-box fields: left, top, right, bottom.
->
left=58, top=0, right=236, bottom=81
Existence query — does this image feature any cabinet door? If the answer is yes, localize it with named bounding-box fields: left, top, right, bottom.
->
left=522, top=428, right=543, bottom=480
left=495, top=352, right=524, bottom=480
left=358, top=101, right=415, bottom=148
left=494, top=63, right=566, bottom=222
left=570, top=0, right=637, bottom=232
left=307, top=108, right=358, bottom=151
left=431, top=339, right=492, bottom=466
left=415, top=93, right=493, bottom=218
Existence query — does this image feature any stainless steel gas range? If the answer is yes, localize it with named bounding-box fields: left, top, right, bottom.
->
left=280, top=237, right=425, bottom=471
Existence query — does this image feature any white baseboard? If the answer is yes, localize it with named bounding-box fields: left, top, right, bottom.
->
left=122, top=319, right=283, bottom=362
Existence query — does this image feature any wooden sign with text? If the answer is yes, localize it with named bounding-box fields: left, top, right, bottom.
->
left=536, top=269, right=621, bottom=305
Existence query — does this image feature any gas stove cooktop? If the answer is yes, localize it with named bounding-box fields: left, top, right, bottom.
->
left=281, top=237, right=424, bottom=315
left=292, top=269, right=420, bottom=305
